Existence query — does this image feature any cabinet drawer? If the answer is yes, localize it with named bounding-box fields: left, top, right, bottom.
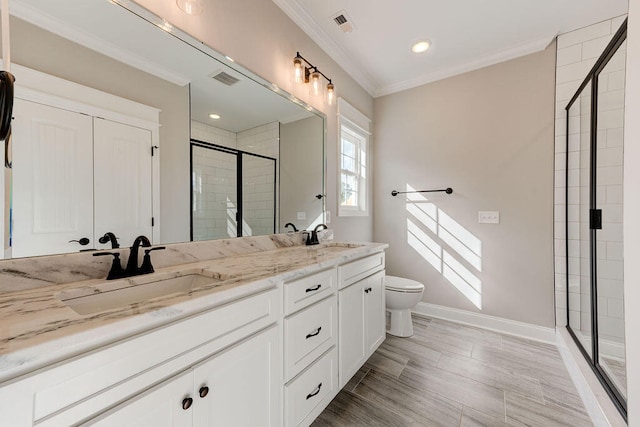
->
left=338, top=252, right=385, bottom=289
left=285, top=347, right=337, bottom=427
left=284, top=268, right=336, bottom=315
left=284, top=296, right=337, bottom=382
left=28, top=288, right=279, bottom=424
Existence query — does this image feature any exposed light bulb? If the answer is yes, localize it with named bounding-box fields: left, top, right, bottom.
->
left=310, top=72, right=321, bottom=97
left=209, top=113, right=221, bottom=120
left=176, top=0, right=203, bottom=15
left=327, top=82, right=335, bottom=106
left=293, top=58, right=303, bottom=84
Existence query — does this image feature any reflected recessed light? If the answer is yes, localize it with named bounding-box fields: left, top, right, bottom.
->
left=225, top=56, right=235, bottom=62
left=209, top=113, right=221, bottom=120
left=411, top=40, right=431, bottom=54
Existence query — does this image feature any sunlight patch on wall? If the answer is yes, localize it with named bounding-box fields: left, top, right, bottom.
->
left=407, top=218, right=442, bottom=273
left=405, top=183, right=483, bottom=309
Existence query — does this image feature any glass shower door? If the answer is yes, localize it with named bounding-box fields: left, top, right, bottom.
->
left=566, top=81, right=593, bottom=360
left=240, top=153, right=276, bottom=237
left=595, top=40, right=627, bottom=400
left=192, top=145, right=238, bottom=240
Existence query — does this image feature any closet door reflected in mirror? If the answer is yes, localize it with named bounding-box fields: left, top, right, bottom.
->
left=595, top=39, right=627, bottom=400
left=566, top=81, right=593, bottom=360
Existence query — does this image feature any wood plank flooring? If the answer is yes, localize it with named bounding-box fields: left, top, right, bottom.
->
left=312, top=315, right=592, bottom=426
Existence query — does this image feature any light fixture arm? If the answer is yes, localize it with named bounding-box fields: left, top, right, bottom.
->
left=295, top=52, right=332, bottom=85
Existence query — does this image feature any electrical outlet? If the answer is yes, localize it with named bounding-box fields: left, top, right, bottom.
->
left=478, top=211, right=500, bottom=224
left=297, top=211, right=306, bottom=220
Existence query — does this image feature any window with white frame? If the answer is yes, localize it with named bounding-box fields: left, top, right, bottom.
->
left=338, top=98, right=371, bottom=216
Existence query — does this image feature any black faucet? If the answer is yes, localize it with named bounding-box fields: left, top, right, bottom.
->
left=98, top=232, right=120, bottom=249
left=284, top=222, right=298, bottom=232
left=93, top=251, right=125, bottom=280
left=124, top=235, right=165, bottom=277
left=306, top=224, right=328, bottom=246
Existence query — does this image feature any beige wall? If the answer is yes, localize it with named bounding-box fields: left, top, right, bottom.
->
left=373, top=45, right=557, bottom=327
left=9, top=17, right=191, bottom=245
left=134, top=0, right=374, bottom=242
left=280, top=116, right=324, bottom=230
left=623, top=0, right=639, bottom=424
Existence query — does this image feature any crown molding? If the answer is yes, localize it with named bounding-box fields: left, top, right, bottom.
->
left=9, top=1, right=190, bottom=86
left=273, top=0, right=377, bottom=97
left=375, top=34, right=555, bottom=97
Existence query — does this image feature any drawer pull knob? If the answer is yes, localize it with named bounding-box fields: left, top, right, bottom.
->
left=364, top=287, right=372, bottom=293
left=306, top=284, right=322, bottom=293
left=306, top=327, right=322, bottom=339
left=199, top=386, right=209, bottom=398
left=306, top=383, right=322, bottom=400
left=182, top=397, right=193, bottom=410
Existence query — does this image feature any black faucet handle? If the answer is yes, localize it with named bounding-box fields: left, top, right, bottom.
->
left=140, top=247, right=166, bottom=275
left=93, top=251, right=125, bottom=280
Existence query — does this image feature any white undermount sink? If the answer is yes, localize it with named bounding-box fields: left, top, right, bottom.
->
left=57, top=273, right=222, bottom=316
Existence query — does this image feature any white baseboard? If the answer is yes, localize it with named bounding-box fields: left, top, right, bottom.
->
left=412, top=302, right=557, bottom=344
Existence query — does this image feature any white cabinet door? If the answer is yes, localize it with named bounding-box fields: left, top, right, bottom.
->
left=86, top=370, right=193, bottom=427
left=94, top=118, right=153, bottom=246
left=193, top=326, right=281, bottom=426
left=338, top=280, right=366, bottom=388
left=12, top=99, right=94, bottom=257
left=364, top=271, right=386, bottom=355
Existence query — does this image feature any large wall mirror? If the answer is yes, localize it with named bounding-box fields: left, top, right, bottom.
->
left=1, top=0, right=325, bottom=259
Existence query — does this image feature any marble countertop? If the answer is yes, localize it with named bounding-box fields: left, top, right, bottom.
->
left=0, top=241, right=386, bottom=383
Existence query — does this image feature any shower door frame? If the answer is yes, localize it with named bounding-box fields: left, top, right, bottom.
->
left=564, top=19, right=627, bottom=420
left=190, top=139, right=277, bottom=239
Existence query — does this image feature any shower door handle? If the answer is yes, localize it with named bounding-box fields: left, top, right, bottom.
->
left=589, top=209, right=602, bottom=230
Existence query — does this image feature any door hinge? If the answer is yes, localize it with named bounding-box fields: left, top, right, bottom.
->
left=152, top=217, right=155, bottom=227
left=589, top=209, right=602, bottom=230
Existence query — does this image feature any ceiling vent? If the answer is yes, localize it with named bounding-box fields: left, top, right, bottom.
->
left=210, top=70, right=240, bottom=86
left=332, top=10, right=355, bottom=33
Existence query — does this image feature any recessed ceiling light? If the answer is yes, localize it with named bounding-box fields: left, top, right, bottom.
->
left=411, top=40, right=431, bottom=54
left=209, top=113, right=221, bottom=120
left=225, top=56, right=235, bottom=62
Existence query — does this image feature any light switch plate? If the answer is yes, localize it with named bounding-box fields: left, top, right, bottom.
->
left=325, top=210, right=331, bottom=224
left=297, top=211, right=306, bottom=220
left=479, top=211, right=500, bottom=224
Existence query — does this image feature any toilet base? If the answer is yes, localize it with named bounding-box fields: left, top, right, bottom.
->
left=387, top=308, right=414, bottom=337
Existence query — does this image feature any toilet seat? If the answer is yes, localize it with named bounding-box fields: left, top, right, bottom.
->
left=385, top=276, right=424, bottom=293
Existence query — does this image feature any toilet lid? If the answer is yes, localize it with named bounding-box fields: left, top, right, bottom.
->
left=385, top=275, right=425, bottom=292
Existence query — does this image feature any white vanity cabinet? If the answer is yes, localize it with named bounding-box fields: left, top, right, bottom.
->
left=88, top=326, right=280, bottom=427
left=0, top=288, right=280, bottom=427
left=338, top=254, right=386, bottom=388
left=283, top=268, right=339, bottom=427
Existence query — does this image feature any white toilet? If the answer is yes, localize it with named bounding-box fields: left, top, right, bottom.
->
left=385, top=275, right=425, bottom=337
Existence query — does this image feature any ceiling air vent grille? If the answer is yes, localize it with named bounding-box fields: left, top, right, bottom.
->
left=332, top=10, right=354, bottom=33
left=334, top=14, right=347, bottom=25
left=211, top=71, right=240, bottom=86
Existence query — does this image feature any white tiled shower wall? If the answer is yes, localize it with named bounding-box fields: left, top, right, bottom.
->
left=554, top=15, right=626, bottom=352
left=191, top=121, right=279, bottom=239
left=237, top=122, right=280, bottom=236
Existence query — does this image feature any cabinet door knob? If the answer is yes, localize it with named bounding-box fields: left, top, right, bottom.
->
left=305, top=284, right=322, bottom=293
left=199, top=386, right=209, bottom=398
left=182, top=397, right=193, bottom=410
left=306, top=383, right=322, bottom=400
left=305, top=326, right=322, bottom=339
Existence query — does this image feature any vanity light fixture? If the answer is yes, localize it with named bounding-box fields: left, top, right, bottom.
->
left=209, top=113, right=221, bottom=120
left=176, top=0, right=203, bottom=15
left=411, top=40, right=431, bottom=54
left=293, top=52, right=336, bottom=106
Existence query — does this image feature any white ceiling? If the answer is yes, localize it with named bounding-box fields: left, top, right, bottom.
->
left=274, top=0, right=629, bottom=97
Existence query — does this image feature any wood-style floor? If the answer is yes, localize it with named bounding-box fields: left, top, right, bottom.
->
left=313, top=315, right=593, bottom=426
